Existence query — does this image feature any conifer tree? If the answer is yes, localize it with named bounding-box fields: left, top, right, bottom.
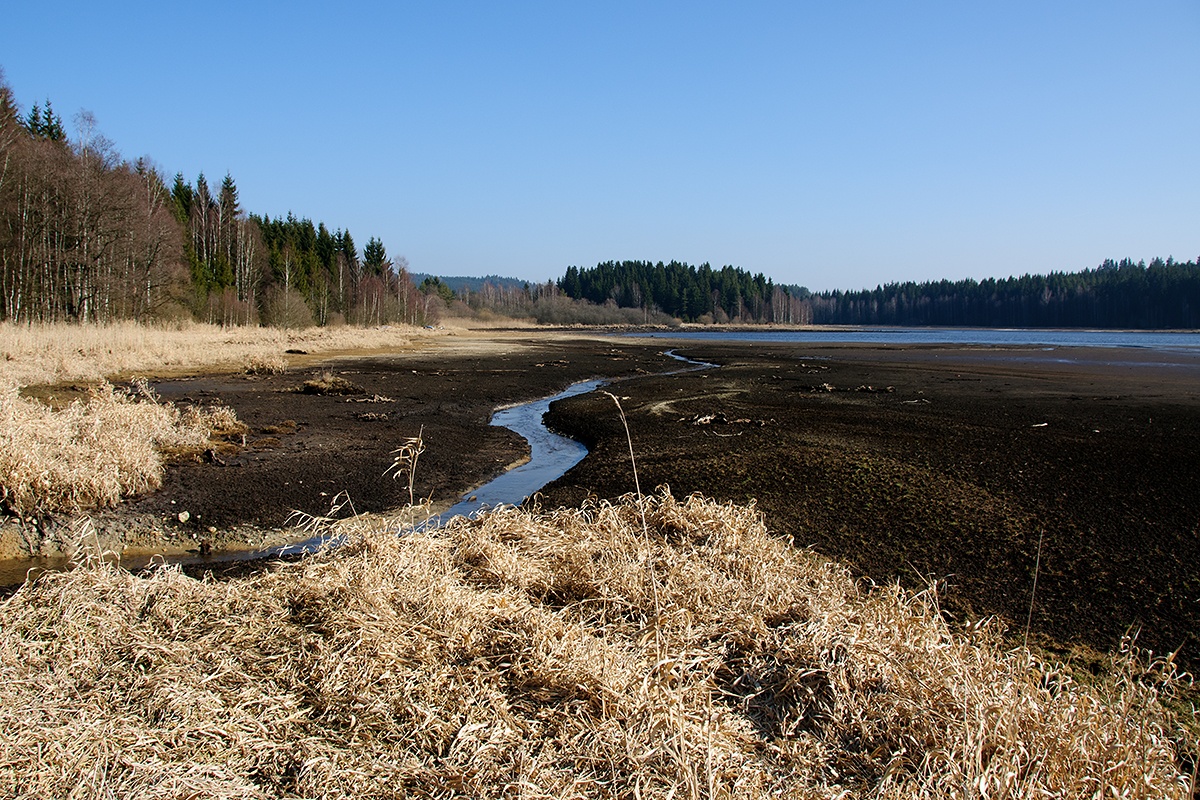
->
left=363, top=236, right=389, bottom=275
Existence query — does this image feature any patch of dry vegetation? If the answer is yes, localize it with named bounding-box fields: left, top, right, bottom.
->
left=0, top=320, right=420, bottom=388
left=0, top=381, right=237, bottom=518
left=0, top=491, right=1192, bottom=798
left=297, top=370, right=363, bottom=396
left=0, top=320, right=421, bottom=520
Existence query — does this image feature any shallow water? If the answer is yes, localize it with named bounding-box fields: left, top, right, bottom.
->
left=414, top=349, right=717, bottom=529
left=0, top=350, right=717, bottom=583
left=422, top=378, right=606, bottom=526
left=629, top=327, right=1200, bottom=352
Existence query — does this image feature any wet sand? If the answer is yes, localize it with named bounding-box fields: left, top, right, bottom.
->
left=9, top=330, right=1200, bottom=668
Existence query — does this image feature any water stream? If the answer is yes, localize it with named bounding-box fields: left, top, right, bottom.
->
left=0, top=350, right=715, bottom=584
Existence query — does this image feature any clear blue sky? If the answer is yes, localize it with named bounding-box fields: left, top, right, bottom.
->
left=3, top=1, right=1197, bottom=291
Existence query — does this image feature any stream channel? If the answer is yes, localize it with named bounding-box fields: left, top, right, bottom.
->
left=0, top=351, right=714, bottom=585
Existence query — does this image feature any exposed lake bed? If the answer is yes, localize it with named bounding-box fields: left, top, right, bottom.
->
left=7, top=329, right=1200, bottom=670
left=541, top=337, right=1200, bottom=668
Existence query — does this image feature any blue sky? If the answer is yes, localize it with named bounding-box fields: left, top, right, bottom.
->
left=3, top=2, right=1197, bottom=291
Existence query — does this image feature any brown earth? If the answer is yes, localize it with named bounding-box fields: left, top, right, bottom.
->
left=8, top=331, right=1200, bottom=670
left=109, top=333, right=676, bottom=534
left=540, top=339, right=1200, bottom=670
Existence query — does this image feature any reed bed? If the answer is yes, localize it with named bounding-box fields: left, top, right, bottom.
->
left=0, top=381, right=239, bottom=517
left=0, top=320, right=418, bottom=388
left=0, top=491, right=1191, bottom=798
left=0, top=319, right=411, bottom=519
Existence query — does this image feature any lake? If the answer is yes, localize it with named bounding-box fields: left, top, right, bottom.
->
left=627, top=327, right=1200, bottom=352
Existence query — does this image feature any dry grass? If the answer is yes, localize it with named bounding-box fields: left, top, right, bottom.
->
left=0, top=491, right=1192, bottom=798
left=0, top=381, right=235, bottom=518
left=243, top=354, right=289, bottom=375
left=0, top=320, right=421, bottom=519
left=297, top=370, right=363, bottom=396
left=0, top=320, right=420, bottom=388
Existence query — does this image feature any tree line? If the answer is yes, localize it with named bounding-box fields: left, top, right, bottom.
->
left=0, top=69, right=434, bottom=327
left=802, top=258, right=1200, bottom=328
left=553, top=259, right=1200, bottom=329
left=557, top=261, right=809, bottom=324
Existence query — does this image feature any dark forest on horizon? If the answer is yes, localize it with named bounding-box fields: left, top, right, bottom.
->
left=558, top=258, right=1200, bottom=328
left=1, top=69, right=1197, bottom=330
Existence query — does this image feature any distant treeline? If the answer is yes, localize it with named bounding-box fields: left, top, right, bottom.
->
left=0, top=69, right=435, bottom=327
left=558, top=261, right=807, bottom=324
left=556, top=258, right=1200, bottom=328
left=805, top=258, right=1200, bottom=329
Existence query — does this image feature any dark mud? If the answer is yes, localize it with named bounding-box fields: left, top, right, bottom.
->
left=539, top=341, right=1200, bottom=669
left=120, top=336, right=676, bottom=534
left=15, top=333, right=1200, bottom=670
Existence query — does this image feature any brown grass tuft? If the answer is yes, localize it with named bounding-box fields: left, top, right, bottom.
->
left=244, top=354, right=289, bottom=375
left=0, top=320, right=419, bottom=388
left=0, top=490, right=1192, bottom=798
left=297, top=370, right=362, bottom=396
left=0, top=381, right=238, bottom=517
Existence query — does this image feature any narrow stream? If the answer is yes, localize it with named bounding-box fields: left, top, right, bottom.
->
left=0, top=350, right=716, bottom=584
left=430, top=377, right=606, bottom=522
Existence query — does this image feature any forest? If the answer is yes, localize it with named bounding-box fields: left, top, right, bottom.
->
left=556, top=258, right=1200, bottom=328
left=0, top=71, right=436, bottom=328
left=558, top=260, right=803, bottom=324
left=2, top=68, right=1197, bottom=330
left=802, top=259, right=1200, bottom=329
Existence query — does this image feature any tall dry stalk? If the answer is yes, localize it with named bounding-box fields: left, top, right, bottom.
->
left=386, top=425, right=426, bottom=525
left=1024, top=526, right=1046, bottom=649
left=604, top=391, right=660, bottom=633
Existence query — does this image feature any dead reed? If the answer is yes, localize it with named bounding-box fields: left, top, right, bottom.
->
left=0, top=320, right=418, bottom=388
left=0, top=380, right=236, bottom=517
left=0, top=319, right=417, bottom=520
left=0, top=490, right=1191, bottom=798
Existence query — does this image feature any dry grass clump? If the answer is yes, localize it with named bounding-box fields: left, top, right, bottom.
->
left=243, top=354, right=289, bottom=375
left=0, top=320, right=418, bottom=388
left=0, top=491, right=1192, bottom=798
left=0, top=381, right=235, bottom=517
left=297, top=370, right=362, bottom=396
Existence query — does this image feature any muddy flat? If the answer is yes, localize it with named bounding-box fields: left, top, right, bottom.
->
left=13, top=330, right=1200, bottom=668
left=111, top=333, right=675, bottom=532
left=540, top=339, right=1200, bottom=668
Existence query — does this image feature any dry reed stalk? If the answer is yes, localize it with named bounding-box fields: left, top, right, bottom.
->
left=0, top=380, right=236, bottom=517
left=386, top=427, right=426, bottom=525
left=0, top=491, right=1191, bottom=798
left=0, top=320, right=418, bottom=388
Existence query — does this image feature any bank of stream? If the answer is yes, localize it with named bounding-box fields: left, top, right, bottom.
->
left=0, top=347, right=713, bottom=586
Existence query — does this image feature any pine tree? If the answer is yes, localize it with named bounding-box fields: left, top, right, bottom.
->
left=42, top=100, right=65, bottom=141
left=23, top=103, right=41, bottom=136
left=170, top=173, right=193, bottom=224
left=363, top=236, right=389, bottom=276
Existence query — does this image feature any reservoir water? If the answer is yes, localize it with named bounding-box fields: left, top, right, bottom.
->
left=628, top=327, right=1200, bottom=352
